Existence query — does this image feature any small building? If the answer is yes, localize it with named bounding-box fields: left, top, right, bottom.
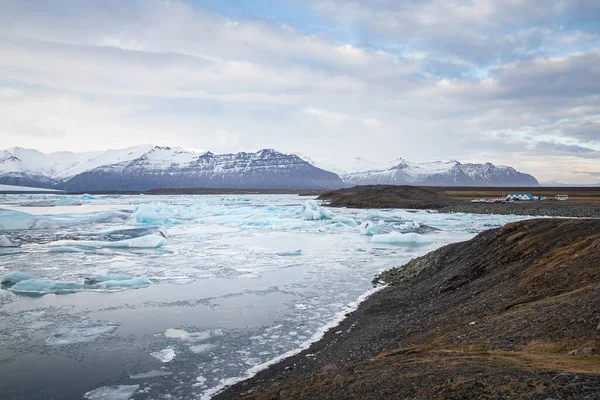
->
left=555, top=194, right=569, bottom=201
left=506, top=193, right=534, bottom=201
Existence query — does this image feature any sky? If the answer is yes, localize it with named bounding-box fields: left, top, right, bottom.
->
left=0, top=0, right=599, bottom=183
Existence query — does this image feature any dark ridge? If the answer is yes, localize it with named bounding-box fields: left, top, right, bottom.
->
left=318, top=185, right=459, bottom=209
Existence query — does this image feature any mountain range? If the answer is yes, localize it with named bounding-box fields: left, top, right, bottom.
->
left=0, top=146, right=539, bottom=191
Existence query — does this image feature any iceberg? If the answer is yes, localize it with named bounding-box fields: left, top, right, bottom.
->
left=58, top=234, right=166, bottom=250
left=397, top=220, right=421, bottom=230
left=299, top=200, right=333, bottom=220
left=6, top=273, right=151, bottom=295
left=358, top=220, right=387, bottom=236
left=0, top=210, right=55, bottom=230
left=83, top=385, right=139, bottom=400
left=81, top=193, right=96, bottom=200
left=11, top=279, right=84, bottom=294
left=0, top=235, right=18, bottom=247
left=46, top=321, right=119, bottom=345
left=132, top=202, right=201, bottom=225
left=372, top=232, right=433, bottom=245
left=1, top=271, right=32, bottom=286
left=84, top=275, right=152, bottom=291
left=330, top=216, right=358, bottom=227
left=54, top=197, right=82, bottom=206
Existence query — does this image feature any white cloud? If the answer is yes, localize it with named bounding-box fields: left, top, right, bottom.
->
left=303, top=108, right=349, bottom=123
left=0, top=0, right=598, bottom=183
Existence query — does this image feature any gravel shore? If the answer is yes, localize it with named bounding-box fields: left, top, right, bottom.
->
left=441, top=202, right=600, bottom=218
left=215, top=219, right=600, bottom=400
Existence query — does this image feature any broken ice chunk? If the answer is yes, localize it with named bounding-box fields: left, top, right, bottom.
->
left=46, top=321, right=119, bottom=345
left=1, top=271, right=32, bottom=287
left=151, top=348, right=176, bottom=363
left=83, top=385, right=139, bottom=400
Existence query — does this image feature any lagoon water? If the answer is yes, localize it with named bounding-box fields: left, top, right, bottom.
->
left=0, top=194, right=528, bottom=399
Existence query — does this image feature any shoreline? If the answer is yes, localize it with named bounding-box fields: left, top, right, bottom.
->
left=214, top=218, right=600, bottom=399
left=203, top=285, right=387, bottom=400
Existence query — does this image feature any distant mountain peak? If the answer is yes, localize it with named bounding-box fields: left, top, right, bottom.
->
left=343, top=157, right=538, bottom=187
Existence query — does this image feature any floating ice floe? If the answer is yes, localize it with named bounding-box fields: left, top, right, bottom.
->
left=0, top=234, right=18, bottom=247
left=133, top=202, right=201, bottom=225
left=5, top=273, right=151, bottom=295
left=11, top=279, right=84, bottom=294
left=189, top=343, right=217, bottom=354
left=0, top=209, right=129, bottom=231
left=54, top=197, right=82, bottom=206
left=130, top=370, right=172, bottom=379
left=83, top=385, right=139, bottom=400
left=329, top=216, right=357, bottom=227
left=56, top=234, right=166, bottom=250
left=164, top=328, right=211, bottom=342
left=372, top=231, right=433, bottom=245
left=1, top=271, right=32, bottom=286
left=358, top=220, right=387, bottom=236
left=276, top=249, right=302, bottom=257
left=46, top=321, right=119, bottom=345
left=81, top=193, right=96, bottom=200
left=299, top=200, right=333, bottom=220
left=49, top=246, right=86, bottom=253
left=397, top=220, right=421, bottom=230
left=151, top=348, right=176, bottom=363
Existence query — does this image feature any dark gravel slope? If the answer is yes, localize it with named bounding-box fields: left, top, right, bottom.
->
left=215, top=219, right=600, bottom=400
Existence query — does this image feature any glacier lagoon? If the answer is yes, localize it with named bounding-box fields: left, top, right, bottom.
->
left=0, top=194, right=530, bottom=399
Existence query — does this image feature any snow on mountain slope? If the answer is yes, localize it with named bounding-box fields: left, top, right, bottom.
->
left=342, top=159, right=539, bottom=186
left=0, top=145, right=539, bottom=190
left=30, top=147, right=345, bottom=191
left=0, top=145, right=157, bottom=187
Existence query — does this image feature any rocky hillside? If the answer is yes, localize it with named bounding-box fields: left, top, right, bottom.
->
left=318, top=185, right=459, bottom=209
left=343, top=159, right=539, bottom=186
left=216, top=219, right=600, bottom=399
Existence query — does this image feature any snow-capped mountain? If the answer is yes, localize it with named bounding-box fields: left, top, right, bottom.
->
left=0, top=146, right=344, bottom=190
left=342, top=158, right=539, bottom=186
left=0, top=146, right=539, bottom=191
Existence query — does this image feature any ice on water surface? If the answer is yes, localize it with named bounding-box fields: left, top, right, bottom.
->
left=0, top=193, right=532, bottom=399
left=46, top=320, right=119, bottom=345
left=84, top=385, right=139, bottom=400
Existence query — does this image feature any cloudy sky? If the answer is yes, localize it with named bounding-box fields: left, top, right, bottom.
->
left=1, top=0, right=599, bottom=183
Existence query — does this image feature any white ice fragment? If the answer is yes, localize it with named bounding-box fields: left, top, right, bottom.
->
left=11, top=279, right=84, bottom=294
left=299, top=200, right=333, bottom=220
left=189, top=343, right=217, bottom=354
left=397, top=220, right=421, bottom=230
left=46, top=321, right=119, bottom=345
left=1, top=271, right=32, bottom=286
left=358, top=220, right=387, bottom=236
left=164, top=328, right=211, bottom=342
left=0, top=235, right=17, bottom=247
left=130, top=370, right=172, bottom=379
left=372, top=232, right=433, bottom=245
left=58, top=234, right=166, bottom=249
left=151, top=348, right=176, bottom=363
left=276, top=250, right=302, bottom=257
left=330, top=216, right=357, bottom=227
left=196, top=376, right=207, bottom=384
left=50, top=246, right=85, bottom=253
left=83, top=385, right=139, bottom=400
